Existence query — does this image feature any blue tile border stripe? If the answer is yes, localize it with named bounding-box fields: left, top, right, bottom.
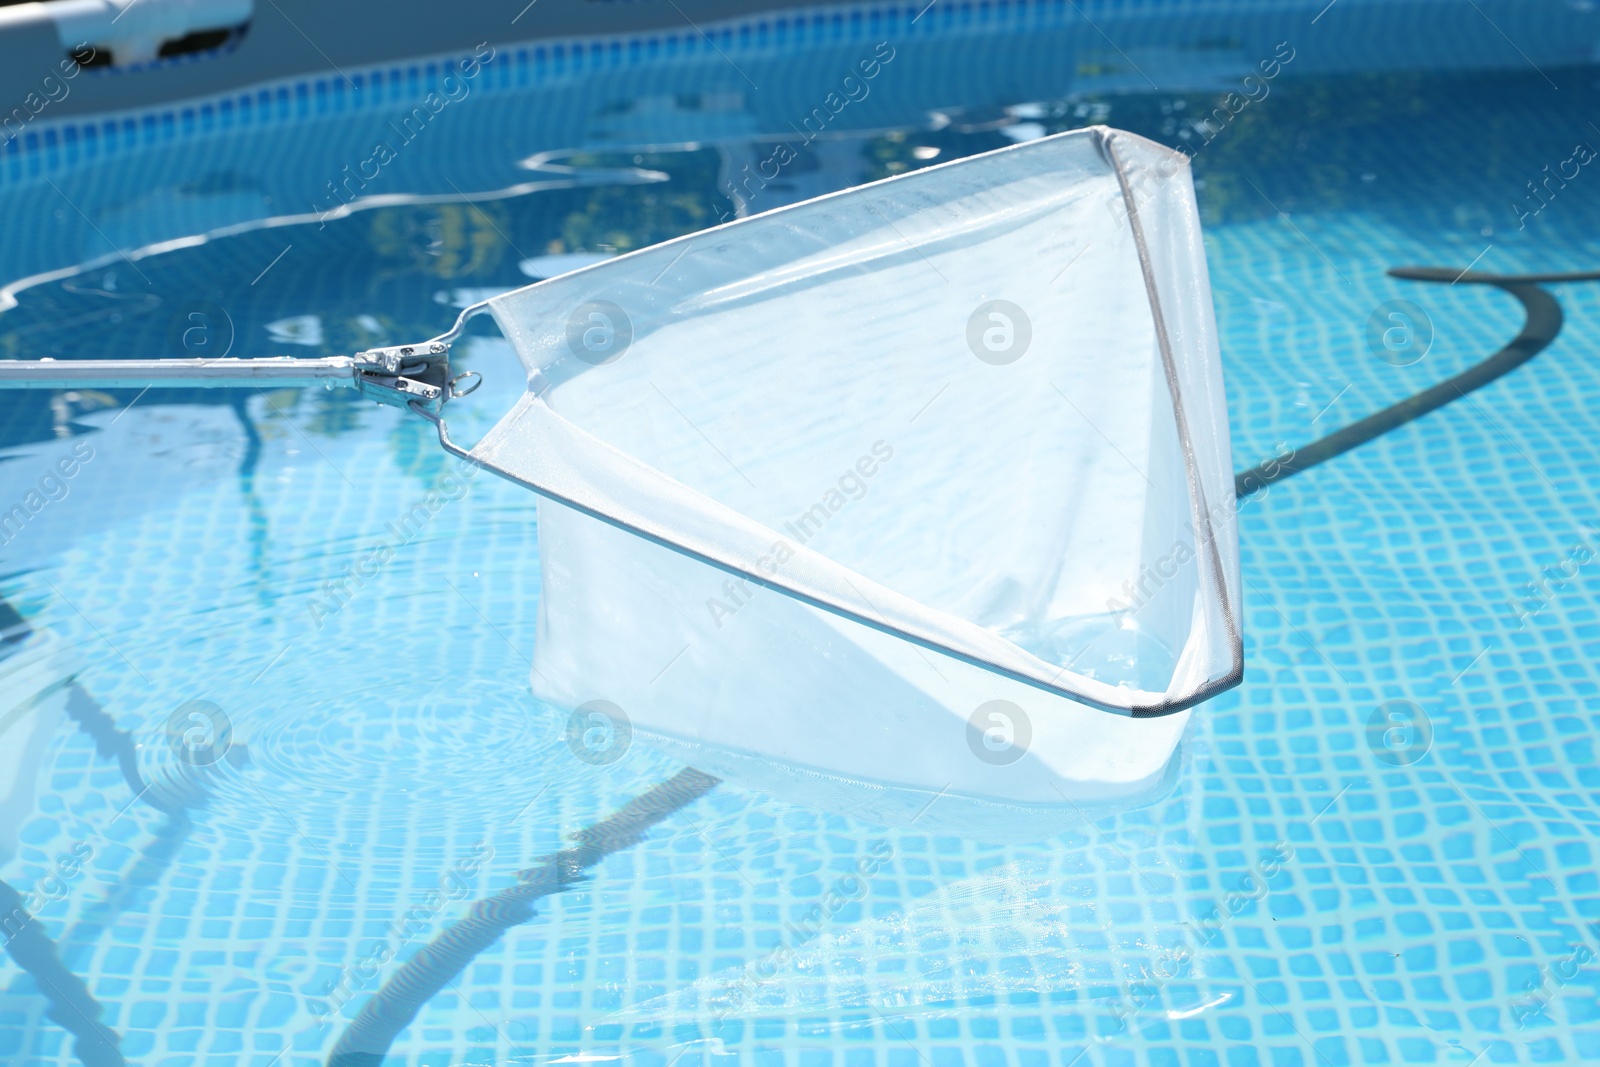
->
left=4, top=0, right=1592, bottom=182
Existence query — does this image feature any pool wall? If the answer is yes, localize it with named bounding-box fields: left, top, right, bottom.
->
left=0, top=0, right=1596, bottom=135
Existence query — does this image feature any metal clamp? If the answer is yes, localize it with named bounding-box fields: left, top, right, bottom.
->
left=0, top=301, right=495, bottom=427
left=352, top=342, right=454, bottom=413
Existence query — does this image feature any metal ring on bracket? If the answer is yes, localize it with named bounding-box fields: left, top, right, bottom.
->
left=448, top=371, right=482, bottom=399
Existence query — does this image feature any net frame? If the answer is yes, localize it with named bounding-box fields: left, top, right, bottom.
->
left=415, top=126, right=1243, bottom=718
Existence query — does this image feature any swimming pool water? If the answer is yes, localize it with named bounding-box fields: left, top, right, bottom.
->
left=3, top=3, right=1600, bottom=1065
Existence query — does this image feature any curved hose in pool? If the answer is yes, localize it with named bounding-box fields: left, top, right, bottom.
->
left=325, top=768, right=720, bottom=1067
left=1233, top=268, right=1598, bottom=498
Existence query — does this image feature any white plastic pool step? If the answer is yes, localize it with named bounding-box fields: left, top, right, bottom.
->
left=0, top=0, right=251, bottom=65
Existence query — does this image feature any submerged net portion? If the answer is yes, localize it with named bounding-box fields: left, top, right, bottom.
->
left=468, top=127, right=1240, bottom=803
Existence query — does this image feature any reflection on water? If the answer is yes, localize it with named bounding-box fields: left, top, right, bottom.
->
left=2, top=5, right=1600, bottom=1064
left=2, top=57, right=1589, bottom=458
left=1002, top=614, right=1179, bottom=692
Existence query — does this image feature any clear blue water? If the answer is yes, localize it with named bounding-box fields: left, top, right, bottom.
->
left=3, top=3, right=1600, bottom=1065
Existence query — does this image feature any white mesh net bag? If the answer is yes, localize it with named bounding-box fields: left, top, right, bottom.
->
left=450, top=127, right=1241, bottom=806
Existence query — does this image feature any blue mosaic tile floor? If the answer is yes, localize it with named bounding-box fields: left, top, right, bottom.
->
left=3, top=3, right=1600, bottom=1064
